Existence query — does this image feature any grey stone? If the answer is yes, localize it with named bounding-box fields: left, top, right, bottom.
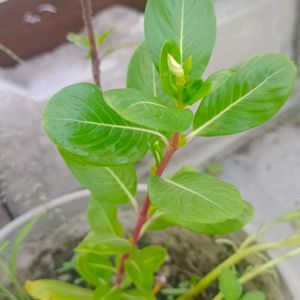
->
left=0, top=81, right=79, bottom=218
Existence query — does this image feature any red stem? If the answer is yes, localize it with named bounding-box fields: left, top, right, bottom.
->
left=80, top=0, right=101, bottom=87
left=115, top=132, right=181, bottom=286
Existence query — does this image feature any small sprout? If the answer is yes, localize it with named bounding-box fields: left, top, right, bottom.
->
left=167, top=53, right=184, bottom=77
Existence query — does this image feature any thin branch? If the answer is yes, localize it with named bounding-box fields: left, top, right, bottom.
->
left=114, top=132, right=181, bottom=287
left=80, top=0, right=101, bottom=87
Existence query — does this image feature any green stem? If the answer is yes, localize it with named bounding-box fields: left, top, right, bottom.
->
left=177, top=237, right=300, bottom=300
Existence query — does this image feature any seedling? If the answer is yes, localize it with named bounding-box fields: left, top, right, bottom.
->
left=6, top=0, right=297, bottom=299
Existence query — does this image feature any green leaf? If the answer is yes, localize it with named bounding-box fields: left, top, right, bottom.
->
left=25, top=280, right=93, bottom=300
left=125, top=246, right=167, bottom=291
left=104, top=88, right=193, bottom=132
left=127, top=43, right=172, bottom=105
left=241, top=291, right=266, bottom=300
left=97, top=28, right=113, bottom=46
left=43, top=83, right=164, bottom=166
left=219, top=268, right=243, bottom=300
left=62, top=152, right=137, bottom=204
left=9, top=215, right=40, bottom=273
left=93, top=285, right=122, bottom=300
left=159, top=39, right=181, bottom=97
left=193, top=53, right=297, bottom=137
left=88, top=196, right=123, bottom=236
left=149, top=168, right=245, bottom=228
left=144, top=0, right=216, bottom=80
left=76, top=253, right=115, bottom=287
left=76, top=232, right=131, bottom=255
left=67, top=33, right=89, bottom=49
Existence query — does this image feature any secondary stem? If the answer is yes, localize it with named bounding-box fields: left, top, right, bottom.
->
left=115, top=132, right=181, bottom=286
left=80, top=0, right=101, bottom=87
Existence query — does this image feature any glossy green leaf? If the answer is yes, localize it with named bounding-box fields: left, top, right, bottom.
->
left=125, top=246, right=167, bottom=291
left=63, top=152, right=137, bottom=204
left=88, top=196, right=123, bottom=236
left=76, top=232, right=131, bottom=255
left=104, top=88, right=193, bottom=132
left=193, top=53, right=297, bottom=137
left=25, top=280, right=93, bottom=300
left=127, top=42, right=172, bottom=105
left=149, top=169, right=245, bottom=228
left=76, top=253, right=115, bottom=287
left=43, top=83, right=164, bottom=166
left=219, top=268, right=243, bottom=300
left=241, top=291, right=266, bottom=300
left=144, top=0, right=216, bottom=80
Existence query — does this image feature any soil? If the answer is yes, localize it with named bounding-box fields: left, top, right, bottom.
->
left=15, top=214, right=288, bottom=300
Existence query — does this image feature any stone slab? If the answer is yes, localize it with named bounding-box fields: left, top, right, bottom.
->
left=0, top=81, right=79, bottom=219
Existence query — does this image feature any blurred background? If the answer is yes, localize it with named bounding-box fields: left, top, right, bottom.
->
left=0, top=0, right=300, bottom=280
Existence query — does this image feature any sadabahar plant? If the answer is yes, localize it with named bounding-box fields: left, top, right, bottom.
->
left=25, top=0, right=297, bottom=299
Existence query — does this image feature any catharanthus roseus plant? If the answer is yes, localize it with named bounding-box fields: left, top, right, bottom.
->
left=23, top=0, right=298, bottom=299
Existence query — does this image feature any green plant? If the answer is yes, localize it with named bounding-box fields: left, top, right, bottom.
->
left=20, top=0, right=298, bottom=299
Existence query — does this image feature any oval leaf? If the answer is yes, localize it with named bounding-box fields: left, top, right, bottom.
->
left=62, top=151, right=137, bottom=204
left=219, top=268, right=243, bottom=300
left=193, top=53, right=297, bottom=136
left=104, top=88, right=193, bottom=132
left=25, top=280, right=93, bottom=300
left=127, top=42, right=172, bottom=106
left=148, top=169, right=245, bottom=226
left=144, top=0, right=216, bottom=80
left=43, top=83, right=164, bottom=166
left=88, top=196, right=123, bottom=236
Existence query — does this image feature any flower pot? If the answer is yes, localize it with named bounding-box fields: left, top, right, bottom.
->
left=0, top=185, right=293, bottom=299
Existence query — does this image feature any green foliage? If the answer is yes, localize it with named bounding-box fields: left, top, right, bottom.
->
left=104, top=88, right=193, bottom=132
left=63, top=153, right=137, bottom=205
left=148, top=168, right=252, bottom=234
left=25, top=0, right=298, bottom=299
left=125, top=246, right=167, bottom=291
left=193, top=53, right=297, bottom=137
left=219, top=268, right=243, bottom=300
left=43, top=82, right=163, bottom=166
left=144, top=0, right=216, bottom=80
left=25, top=280, right=93, bottom=300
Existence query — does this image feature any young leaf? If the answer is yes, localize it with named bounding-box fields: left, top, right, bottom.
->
left=62, top=152, right=137, bottom=205
left=25, top=280, right=93, bottom=300
left=144, top=0, right=216, bottom=80
left=148, top=169, right=245, bottom=228
left=76, top=253, right=116, bottom=287
left=9, top=215, right=40, bottom=273
left=67, top=33, right=89, bottom=49
left=127, top=42, right=172, bottom=105
left=76, top=232, right=131, bottom=255
left=219, top=268, right=243, bottom=300
left=241, top=291, right=266, bottom=300
left=43, top=83, right=165, bottom=166
left=125, top=246, right=167, bottom=291
left=103, top=88, right=193, bottom=132
left=88, top=196, right=123, bottom=236
left=159, top=39, right=182, bottom=97
left=193, top=53, right=297, bottom=137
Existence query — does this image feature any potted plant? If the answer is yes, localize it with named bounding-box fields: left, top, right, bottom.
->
left=1, top=0, right=299, bottom=299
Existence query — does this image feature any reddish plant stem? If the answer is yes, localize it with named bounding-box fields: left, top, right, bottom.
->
left=115, top=132, right=181, bottom=286
left=80, top=0, right=101, bottom=87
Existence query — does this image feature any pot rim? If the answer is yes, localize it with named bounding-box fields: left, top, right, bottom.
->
left=0, top=184, right=297, bottom=298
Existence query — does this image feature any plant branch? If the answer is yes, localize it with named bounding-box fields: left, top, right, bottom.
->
left=80, top=0, right=101, bottom=87
left=114, top=132, right=181, bottom=287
